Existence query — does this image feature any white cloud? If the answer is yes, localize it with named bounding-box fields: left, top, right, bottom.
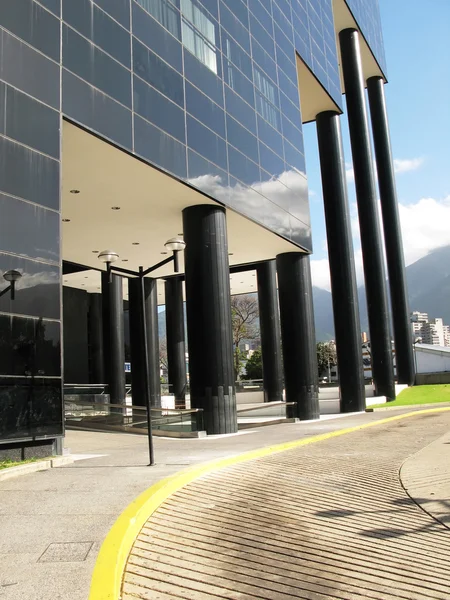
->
left=346, top=157, right=423, bottom=183
left=399, top=195, right=450, bottom=265
left=393, top=157, right=424, bottom=174
left=311, top=195, right=450, bottom=290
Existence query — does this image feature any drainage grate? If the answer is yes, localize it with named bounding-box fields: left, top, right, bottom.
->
left=38, top=542, right=93, bottom=563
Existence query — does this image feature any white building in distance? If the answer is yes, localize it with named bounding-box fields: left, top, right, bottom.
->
left=411, top=312, right=450, bottom=347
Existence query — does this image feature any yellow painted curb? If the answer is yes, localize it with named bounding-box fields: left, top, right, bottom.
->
left=88, top=406, right=450, bottom=600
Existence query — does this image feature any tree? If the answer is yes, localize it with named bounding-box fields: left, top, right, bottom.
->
left=230, top=295, right=259, bottom=379
left=316, top=341, right=337, bottom=379
left=244, top=349, right=263, bottom=380
left=159, top=338, right=168, bottom=382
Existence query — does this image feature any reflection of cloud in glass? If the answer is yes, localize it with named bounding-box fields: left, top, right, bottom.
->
left=2, top=271, right=59, bottom=292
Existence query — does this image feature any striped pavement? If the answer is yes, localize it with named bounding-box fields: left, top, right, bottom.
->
left=123, top=411, right=450, bottom=600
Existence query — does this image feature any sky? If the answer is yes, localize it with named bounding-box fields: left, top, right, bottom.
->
left=305, top=0, right=450, bottom=291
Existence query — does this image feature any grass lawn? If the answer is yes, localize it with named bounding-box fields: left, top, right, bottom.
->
left=370, top=384, right=450, bottom=409
left=0, top=457, right=41, bottom=470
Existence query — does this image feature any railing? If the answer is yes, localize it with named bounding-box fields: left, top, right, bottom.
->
left=64, top=398, right=204, bottom=435
left=236, top=401, right=296, bottom=418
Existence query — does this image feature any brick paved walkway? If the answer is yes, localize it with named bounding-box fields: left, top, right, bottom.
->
left=123, top=412, right=450, bottom=600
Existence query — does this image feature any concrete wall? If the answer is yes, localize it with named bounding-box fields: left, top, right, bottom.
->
left=416, top=372, right=450, bottom=385
left=416, top=348, right=450, bottom=373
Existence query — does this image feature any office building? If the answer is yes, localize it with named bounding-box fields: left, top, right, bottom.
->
left=0, top=0, right=413, bottom=457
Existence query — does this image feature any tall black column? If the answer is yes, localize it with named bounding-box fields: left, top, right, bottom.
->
left=183, top=205, right=237, bottom=434
left=316, top=111, right=366, bottom=412
left=101, top=272, right=125, bottom=404
left=256, top=261, right=283, bottom=403
left=367, top=76, right=415, bottom=386
left=276, top=253, right=319, bottom=420
left=165, top=277, right=187, bottom=404
left=339, top=28, right=395, bottom=400
left=88, top=293, right=105, bottom=384
left=128, top=277, right=161, bottom=408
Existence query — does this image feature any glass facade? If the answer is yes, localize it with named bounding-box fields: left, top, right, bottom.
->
left=345, top=0, right=387, bottom=76
left=0, top=0, right=386, bottom=445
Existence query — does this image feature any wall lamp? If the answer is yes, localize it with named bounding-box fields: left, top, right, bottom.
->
left=0, top=270, right=22, bottom=300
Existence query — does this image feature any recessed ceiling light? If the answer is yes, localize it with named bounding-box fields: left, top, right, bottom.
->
left=62, top=218, right=70, bottom=222
left=111, top=206, right=121, bottom=210
left=122, top=259, right=128, bottom=262
left=64, top=280, right=68, bottom=283
left=240, top=281, right=244, bottom=284
left=92, top=250, right=99, bottom=253
left=81, top=284, right=85, bottom=286
left=70, top=189, right=80, bottom=194
left=84, top=276, right=88, bottom=279
left=178, top=233, right=183, bottom=236
left=132, top=242, right=140, bottom=245
left=161, top=251, right=168, bottom=255
left=97, top=287, right=100, bottom=290
left=228, top=253, right=234, bottom=256
left=252, top=274, right=256, bottom=276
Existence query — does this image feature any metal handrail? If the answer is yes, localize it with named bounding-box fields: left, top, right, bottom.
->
left=236, top=401, right=295, bottom=414
left=64, top=398, right=203, bottom=415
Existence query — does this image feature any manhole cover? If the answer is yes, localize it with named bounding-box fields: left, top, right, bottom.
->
left=38, top=542, right=93, bottom=563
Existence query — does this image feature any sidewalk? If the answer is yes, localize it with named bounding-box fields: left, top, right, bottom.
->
left=0, top=408, right=448, bottom=599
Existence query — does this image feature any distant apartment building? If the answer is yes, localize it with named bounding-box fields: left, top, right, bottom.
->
left=411, top=312, right=450, bottom=347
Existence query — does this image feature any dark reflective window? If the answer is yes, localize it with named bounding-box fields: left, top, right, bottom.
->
left=248, top=0, right=273, bottom=35
left=39, top=0, right=61, bottom=16
left=276, top=45, right=297, bottom=83
left=196, top=0, right=218, bottom=20
left=0, top=376, right=63, bottom=440
left=223, top=59, right=254, bottom=106
left=221, top=30, right=252, bottom=80
left=282, top=116, right=304, bottom=153
left=228, top=0, right=249, bottom=29
left=63, top=26, right=132, bottom=108
left=280, top=91, right=301, bottom=129
left=224, top=85, right=256, bottom=135
left=0, top=136, right=59, bottom=210
left=255, top=90, right=280, bottom=131
left=187, top=149, right=229, bottom=203
left=133, top=39, right=184, bottom=106
left=219, top=4, right=250, bottom=54
left=0, top=194, right=59, bottom=264
left=8, top=317, right=60, bottom=377
left=259, top=142, right=284, bottom=178
left=227, top=146, right=259, bottom=187
left=186, top=115, right=227, bottom=171
left=5, top=86, right=60, bottom=159
left=134, top=115, right=187, bottom=179
left=184, top=49, right=223, bottom=107
left=132, top=3, right=182, bottom=73
left=257, top=115, right=283, bottom=158
left=0, top=254, right=60, bottom=320
left=226, top=116, right=258, bottom=163
left=249, top=13, right=274, bottom=59
left=62, top=0, right=92, bottom=39
left=134, top=77, right=185, bottom=142
left=274, top=0, right=290, bottom=19
left=95, top=0, right=130, bottom=28
left=251, top=38, right=277, bottom=84
left=94, top=6, right=131, bottom=66
left=259, top=172, right=290, bottom=211
left=290, top=214, right=311, bottom=251
left=0, top=0, right=60, bottom=61
left=181, top=0, right=220, bottom=77
left=0, top=82, right=4, bottom=135
left=228, top=176, right=265, bottom=218
left=135, top=0, right=181, bottom=38
left=35, top=320, right=61, bottom=377
left=272, top=3, right=292, bottom=42
left=0, top=29, right=60, bottom=109
left=62, top=70, right=133, bottom=150
left=277, top=67, right=299, bottom=106
left=185, top=82, right=225, bottom=139
left=283, top=139, right=306, bottom=174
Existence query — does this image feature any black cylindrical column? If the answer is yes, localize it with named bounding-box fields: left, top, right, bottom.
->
left=183, top=205, right=237, bottom=434
left=128, top=277, right=161, bottom=408
left=101, top=272, right=126, bottom=404
left=367, top=76, right=415, bottom=386
left=339, top=28, right=395, bottom=400
left=316, top=111, right=366, bottom=412
left=88, top=293, right=105, bottom=384
left=276, top=253, right=319, bottom=420
left=165, top=277, right=187, bottom=404
left=256, top=261, right=283, bottom=403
